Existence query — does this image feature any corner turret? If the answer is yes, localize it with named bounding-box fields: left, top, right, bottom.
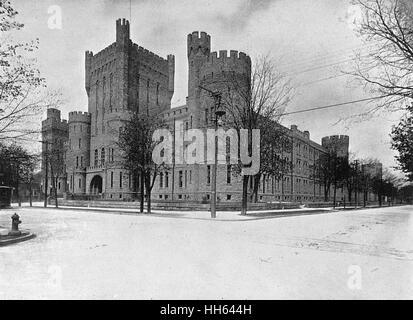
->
left=116, top=18, right=130, bottom=45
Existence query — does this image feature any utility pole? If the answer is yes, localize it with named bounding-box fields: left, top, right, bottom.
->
left=199, top=85, right=225, bottom=219
left=362, top=164, right=366, bottom=207
left=44, top=142, right=49, bottom=208
left=40, top=140, right=53, bottom=208
left=354, top=160, right=359, bottom=209
left=379, top=165, right=383, bottom=207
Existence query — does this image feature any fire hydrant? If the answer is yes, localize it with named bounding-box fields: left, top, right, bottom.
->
left=9, top=213, right=22, bottom=236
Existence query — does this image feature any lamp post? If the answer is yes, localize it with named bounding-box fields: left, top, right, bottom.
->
left=199, top=85, right=226, bottom=218
left=39, top=140, right=53, bottom=208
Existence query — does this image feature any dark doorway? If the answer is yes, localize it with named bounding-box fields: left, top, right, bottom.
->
left=90, top=175, right=103, bottom=194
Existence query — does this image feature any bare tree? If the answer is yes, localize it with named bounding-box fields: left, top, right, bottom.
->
left=43, top=139, right=65, bottom=208
left=349, top=0, right=413, bottom=112
left=0, top=1, right=49, bottom=141
left=201, top=55, right=294, bottom=213
left=118, top=112, right=168, bottom=214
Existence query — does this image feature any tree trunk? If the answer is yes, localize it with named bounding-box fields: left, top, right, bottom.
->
left=241, top=175, right=249, bottom=215
left=140, top=171, right=145, bottom=213
left=363, top=190, right=367, bottom=207
left=16, top=175, right=21, bottom=207
left=347, top=187, right=352, bottom=204
left=324, top=182, right=329, bottom=202
left=54, top=177, right=58, bottom=208
left=145, top=173, right=152, bottom=214
left=29, top=179, right=33, bottom=207
left=252, top=173, right=261, bottom=203
left=146, top=174, right=152, bottom=213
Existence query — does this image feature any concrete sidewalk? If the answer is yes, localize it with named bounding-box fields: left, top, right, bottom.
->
left=6, top=202, right=336, bottom=221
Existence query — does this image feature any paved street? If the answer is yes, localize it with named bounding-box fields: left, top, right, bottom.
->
left=1, top=205, right=412, bottom=299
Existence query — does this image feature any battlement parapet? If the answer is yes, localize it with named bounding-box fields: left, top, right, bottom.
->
left=116, top=18, right=130, bottom=44
left=46, top=108, right=61, bottom=120
left=321, top=135, right=350, bottom=157
left=321, top=135, right=350, bottom=145
left=187, top=31, right=211, bottom=57
left=199, top=50, right=251, bottom=79
left=90, top=43, right=117, bottom=64
left=41, top=117, right=68, bottom=131
left=69, top=111, right=92, bottom=124
left=131, top=44, right=169, bottom=70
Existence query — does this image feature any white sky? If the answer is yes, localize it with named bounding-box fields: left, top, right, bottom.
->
left=12, top=0, right=405, bottom=172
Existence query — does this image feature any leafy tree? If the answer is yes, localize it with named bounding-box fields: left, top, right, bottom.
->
left=313, top=151, right=348, bottom=206
left=391, top=105, right=413, bottom=180
left=398, top=183, right=413, bottom=203
left=0, top=142, right=38, bottom=205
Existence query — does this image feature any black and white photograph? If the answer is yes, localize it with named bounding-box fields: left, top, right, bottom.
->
left=0, top=0, right=413, bottom=304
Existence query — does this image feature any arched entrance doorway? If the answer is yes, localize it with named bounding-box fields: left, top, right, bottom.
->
left=90, top=175, right=103, bottom=194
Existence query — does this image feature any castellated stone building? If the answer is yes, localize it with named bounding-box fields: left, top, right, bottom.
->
left=41, top=18, right=350, bottom=203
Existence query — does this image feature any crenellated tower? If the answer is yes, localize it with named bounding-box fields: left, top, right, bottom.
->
left=81, top=18, right=175, bottom=199
left=321, top=135, right=350, bottom=158
left=67, top=111, right=91, bottom=194
left=186, top=31, right=251, bottom=128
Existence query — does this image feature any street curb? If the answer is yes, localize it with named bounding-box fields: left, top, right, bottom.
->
left=0, top=232, right=36, bottom=246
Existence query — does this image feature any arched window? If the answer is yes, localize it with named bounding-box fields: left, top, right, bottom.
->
left=101, top=148, right=105, bottom=166
left=94, top=149, right=98, bottom=166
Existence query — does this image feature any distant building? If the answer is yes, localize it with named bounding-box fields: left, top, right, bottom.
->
left=41, top=19, right=350, bottom=203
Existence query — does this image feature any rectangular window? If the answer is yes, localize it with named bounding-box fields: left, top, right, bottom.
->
left=78, top=178, right=81, bottom=189
left=207, top=165, right=211, bottom=185
left=160, top=172, right=164, bottom=188
left=165, top=172, right=169, bottom=188
left=80, top=156, right=83, bottom=167
left=156, top=82, right=160, bottom=105
left=110, top=171, right=114, bottom=188
left=205, top=108, right=209, bottom=124
left=185, top=170, right=187, bottom=188
left=78, top=138, right=81, bottom=149
left=146, top=79, right=150, bottom=106
left=262, top=175, right=266, bottom=193
left=136, top=75, right=140, bottom=113
left=119, top=172, right=123, bottom=188
left=179, top=171, right=183, bottom=188
left=76, top=156, right=79, bottom=168
left=226, top=165, right=231, bottom=184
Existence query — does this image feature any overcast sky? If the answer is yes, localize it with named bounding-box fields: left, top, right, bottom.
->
left=12, top=0, right=405, bottom=172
